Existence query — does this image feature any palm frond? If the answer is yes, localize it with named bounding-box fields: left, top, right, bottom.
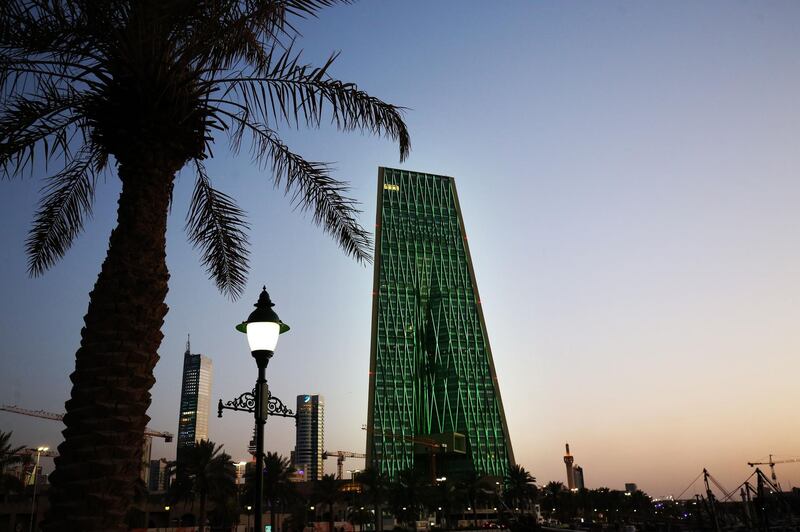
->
left=186, top=161, right=250, bottom=299
left=0, top=1, right=106, bottom=67
left=175, top=0, right=352, bottom=72
left=225, top=115, right=372, bottom=263
left=213, top=47, right=410, bottom=161
left=25, top=145, right=99, bottom=276
left=0, top=81, right=86, bottom=179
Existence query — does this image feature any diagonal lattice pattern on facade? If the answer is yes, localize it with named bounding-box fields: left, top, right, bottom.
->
left=366, top=168, right=514, bottom=480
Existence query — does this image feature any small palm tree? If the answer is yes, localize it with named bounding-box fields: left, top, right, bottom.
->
left=504, top=465, right=538, bottom=515
left=347, top=506, right=371, bottom=532
left=458, top=470, right=489, bottom=528
left=0, top=431, right=26, bottom=500
left=1, top=2, right=409, bottom=530
left=358, top=467, right=388, bottom=532
left=169, top=440, right=236, bottom=532
left=244, top=451, right=296, bottom=532
left=284, top=497, right=311, bottom=532
left=314, top=473, right=342, bottom=532
left=392, top=468, right=426, bottom=529
left=0, top=431, right=25, bottom=471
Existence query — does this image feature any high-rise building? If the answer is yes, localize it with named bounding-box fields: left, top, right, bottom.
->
left=294, top=394, right=324, bottom=481
left=140, top=436, right=153, bottom=485
left=366, top=168, right=515, bottom=480
left=234, top=461, right=249, bottom=485
left=177, top=337, right=213, bottom=460
left=564, top=443, right=575, bottom=490
left=248, top=425, right=257, bottom=457
left=148, top=458, right=169, bottom=492
left=573, top=465, right=585, bottom=490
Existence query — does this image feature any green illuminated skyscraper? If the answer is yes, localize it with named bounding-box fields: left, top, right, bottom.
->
left=366, top=168, right=514, bottom=481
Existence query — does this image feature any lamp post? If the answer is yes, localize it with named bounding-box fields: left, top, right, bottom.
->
left=246, top=505, right=252, bottom=532
left=224, top=286, right=290, bottom=532
left=29, top=446, right=48, bottom=532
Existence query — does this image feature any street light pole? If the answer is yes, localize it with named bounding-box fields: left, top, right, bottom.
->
left=253, top=349, right=271, bottom=532
left=223, top=286, right=290, bottom=532
left=29, top=446, right=48, bottom=532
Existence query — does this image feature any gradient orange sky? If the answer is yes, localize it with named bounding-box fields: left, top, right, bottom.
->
left=1, top=1, right=799, bottom=498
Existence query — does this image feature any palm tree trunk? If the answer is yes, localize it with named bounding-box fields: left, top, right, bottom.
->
left=271, top=498, right=278, bottom=532
left=329, top=501, right=334, bottom=532
left=373, top=501, right=381, bottom=532
left=199, top=492, right=207, bottom=532
left=44, top=157, right=177, bottom=531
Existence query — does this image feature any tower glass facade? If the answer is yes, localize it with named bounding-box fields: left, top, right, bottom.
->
left=294, top=394, right=324, bottom=481
left=366, top=168, right=514, bottom=480
left=177, top=340, right=213, bottom=460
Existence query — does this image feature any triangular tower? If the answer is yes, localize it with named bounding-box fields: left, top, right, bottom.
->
left=366, top=168, right=515, bottom=480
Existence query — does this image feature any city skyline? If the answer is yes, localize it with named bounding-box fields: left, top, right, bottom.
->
left=1, top=1, right=800, bottom=497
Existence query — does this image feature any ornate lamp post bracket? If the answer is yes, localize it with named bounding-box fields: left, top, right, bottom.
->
left=218, top=387, right=296, bottom=419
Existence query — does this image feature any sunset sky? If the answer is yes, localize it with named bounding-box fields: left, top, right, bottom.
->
left=2, top=1, right=800, bottom=498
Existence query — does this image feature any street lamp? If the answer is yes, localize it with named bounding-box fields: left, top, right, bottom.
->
left=234, top=286, right=289, bottom=532
left=29, top=446, right=48, bottom=532
left=246, top=505, right=252, bottom=532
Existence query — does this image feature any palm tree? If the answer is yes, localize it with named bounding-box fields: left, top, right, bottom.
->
left=347, top=506, right=371, bottom=532
left=247, top=452, right=296, bottom=532
left=284, top=497, right=312, bottom=532
left=458, top=470, right=489, bottom=528
left=432, top=477, right=457, bottom=529
left=358, top=467, right=388, bottom=532
left=0, top=431, right=24, bottom=472
left=0, top=432, right=26, bottom=501
left=313, top=473, right=342, bottom=532
left=392, top=468, right=426, bottom=529
left=504, top=465, right=538, bottom=514
left=0, top=2, right=409, bottom=530
left=169, top=440, right=236, bottom=532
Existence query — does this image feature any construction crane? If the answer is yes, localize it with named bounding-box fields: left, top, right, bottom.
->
left=747, top=454, right=800, bottom=490
left=322, top=450, right=367, bottom=479
left=0, top=404, right=174, bottom=442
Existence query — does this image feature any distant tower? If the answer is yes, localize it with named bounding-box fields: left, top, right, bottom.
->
left=564, top=443, right=575, bottom=490
left=148, top=458, right=169, bottom=492
left=294, top=395, right=324, bottom=481
left=573, top=465, right=585, bottom=490
left=177, top=335, right=213, bottom=461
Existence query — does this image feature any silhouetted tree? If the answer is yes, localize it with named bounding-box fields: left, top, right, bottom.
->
left=392, top=468, right=426, bottom=529
left=458, top=470, right=490, bottom=528
left=358, top=467, right=389, bottom=532
left=169, top=440, right=236, bottom=532
left=284, top=497, right=312, bottom=532
left=504, top=465, right=538, bottom=514
left=0, top=2, right=409, bottom=528
left=541, top=481, right=564, bottom=517
left=314, top=473, right=342, bottom=531
left=244, top=452, right=296, bottom=532
left=0, top=431, right=24, bottom=471
left=0, top=431, right=26, bottom=499
left=348, top=506, right=372, bottom=532
left=431, top=477, right=457, bottom=529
